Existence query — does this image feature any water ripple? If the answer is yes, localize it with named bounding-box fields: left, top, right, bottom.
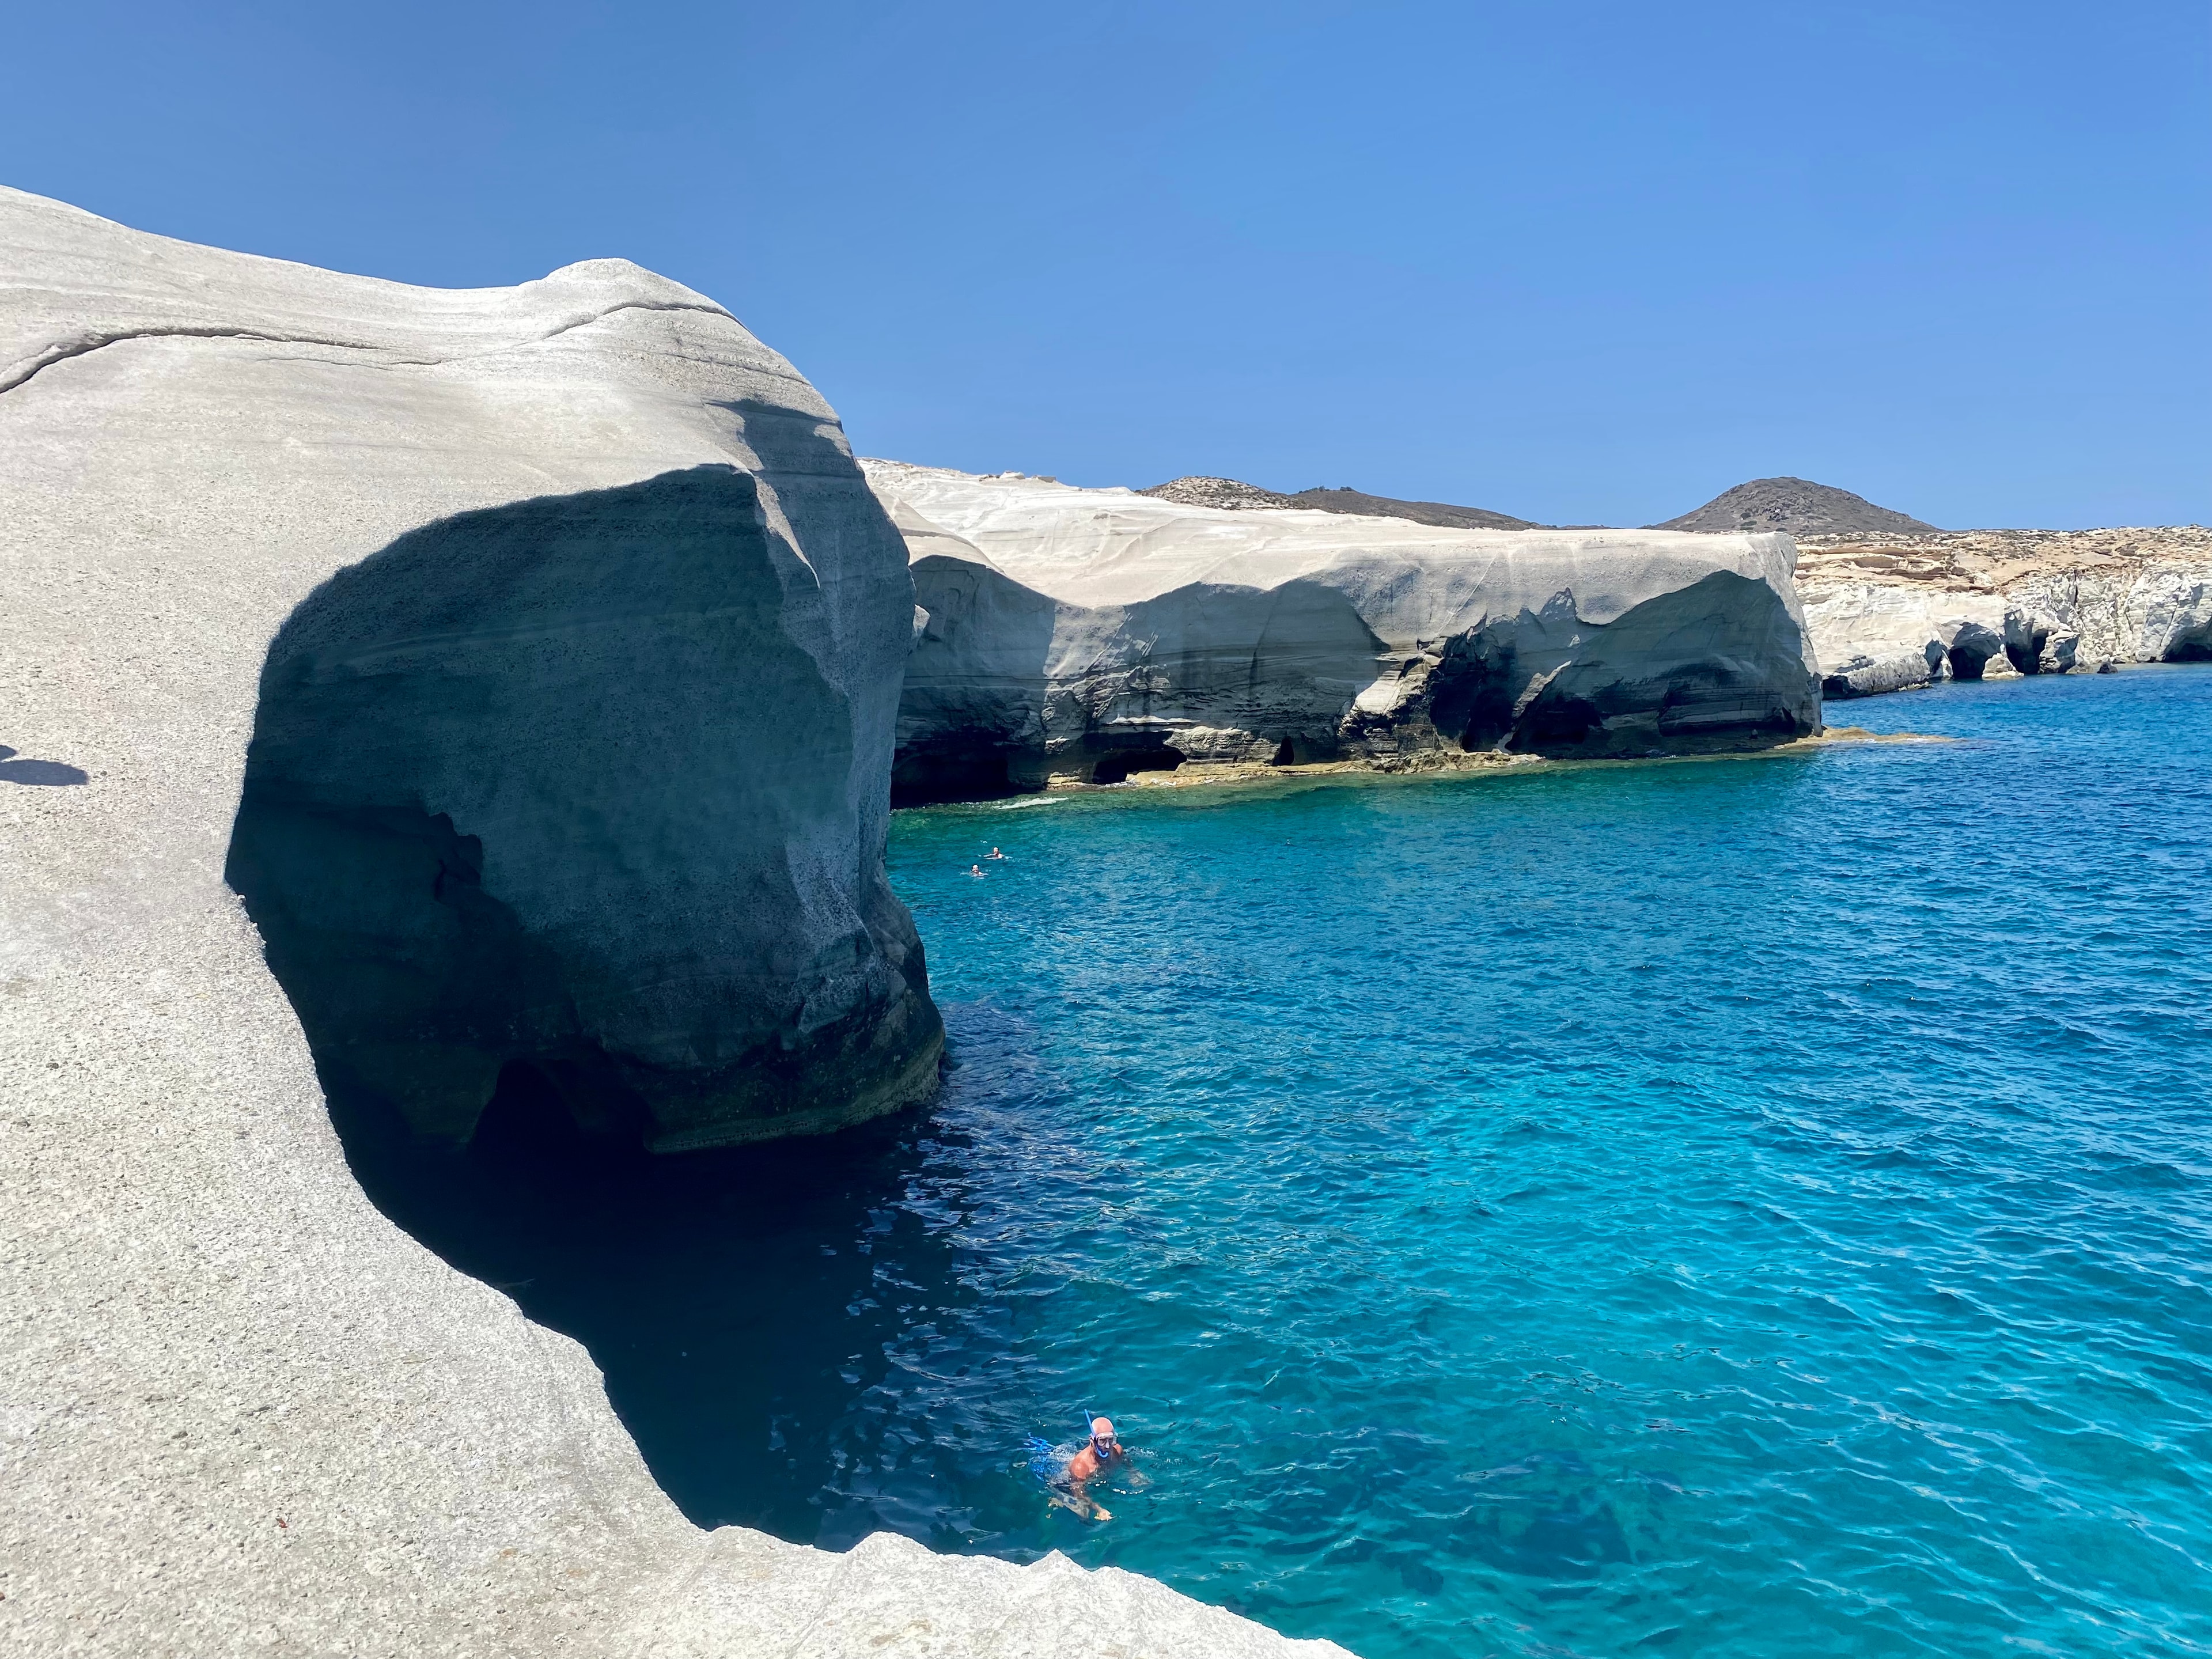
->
left=626, top=668, right=2212, bottom=1658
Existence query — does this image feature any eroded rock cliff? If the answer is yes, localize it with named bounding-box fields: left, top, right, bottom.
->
left=1797, top=527, right=2212, bottom=697
left=0, top=184, right=938, bottom=1152
left=1, top=188, right=1337, bottom=1657
left=870, top=462, right=1821, bottom=799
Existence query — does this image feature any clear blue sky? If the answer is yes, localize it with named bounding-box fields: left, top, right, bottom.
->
left=5, top=2, right=2205, bottom=527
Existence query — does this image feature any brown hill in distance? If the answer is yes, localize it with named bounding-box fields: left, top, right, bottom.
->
left=1141, top=476, right=1539, bottom=529
left=1139, top=476, right=1298, bottom=511
left=1653, top=477, right=1940, bottom=536
left=1286, top=486, right=1536, bottom=531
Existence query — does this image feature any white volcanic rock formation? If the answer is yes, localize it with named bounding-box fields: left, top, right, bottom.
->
left=1797, top=527, right=2212, bottom=697
left=868, top=461, right=1822, bottom=798
left=5, top=185, right=941, bottom=1154
left=1, top=188, right=1339, bottom=1658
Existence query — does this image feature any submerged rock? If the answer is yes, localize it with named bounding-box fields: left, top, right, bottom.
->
left=869, top=461, right=1822, bottom=798
left=3, top=187, right=1334, bottom=1658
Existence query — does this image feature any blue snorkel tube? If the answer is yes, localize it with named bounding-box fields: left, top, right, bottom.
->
left=1022, top=1411, right=1103, bottom=1482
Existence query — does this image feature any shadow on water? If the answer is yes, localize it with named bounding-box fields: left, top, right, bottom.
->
left=327, top=1060, right=975, bottom=1540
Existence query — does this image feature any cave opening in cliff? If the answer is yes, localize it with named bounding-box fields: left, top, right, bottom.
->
left=1090, top=746, right=1185, bottom=785
left=1273, top=735, right=1343, bottom=766
left=1519, top=694, right=1607, bottom=749
left=1948, top=642, right=1993, bottom=680
left=1426, top=635, right=1518, bottom=751
left=891, top=741, right=1019, bottom=807
left=2167, top=628, right=2212, bottom=663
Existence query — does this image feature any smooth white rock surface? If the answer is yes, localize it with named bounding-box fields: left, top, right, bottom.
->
left=866, top=461, right=1823, bottom=796
left=0, top=186, right=1347, bottom=1658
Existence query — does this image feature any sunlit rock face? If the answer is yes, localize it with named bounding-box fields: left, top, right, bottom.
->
left=3, top=183, right=938, bottom=1154
left=868, top=462, right=1822, bottom=798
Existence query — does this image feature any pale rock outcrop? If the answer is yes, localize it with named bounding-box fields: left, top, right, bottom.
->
left=1798, top=527, right=2212, bottom=697
left=867, top=461, right=1821, bottom=799
left=0, top=188, right=1342, bottom=1658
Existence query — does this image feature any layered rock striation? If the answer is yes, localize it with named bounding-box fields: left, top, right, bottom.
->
left=2, top=189, right=1335, bottom=1657
left=1797, top=527, right=2212, bottom=697
left=870, top=462, right=1823, bottom=801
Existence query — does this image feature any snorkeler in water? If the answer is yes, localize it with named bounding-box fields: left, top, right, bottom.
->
left=968, top=864, right=986, bottom=878
left=986, top=846, right=1007, bottom=860
left=1063, top=1416, right=1126, bottom=1520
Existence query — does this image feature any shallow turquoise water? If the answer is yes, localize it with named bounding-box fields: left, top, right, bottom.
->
left=859, top=666, right=2212, bottom=1657
left=407, top=665, right=2212, bottom=1658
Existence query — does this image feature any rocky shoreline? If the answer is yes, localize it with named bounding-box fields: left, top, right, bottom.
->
left=872, top=461, right=1823, bottom=805
left=1798, top=526, right=2212, bottom=697
left=890, top=727, right=1950, bottom=813
left=0, top=185, right=1346, bottom=1659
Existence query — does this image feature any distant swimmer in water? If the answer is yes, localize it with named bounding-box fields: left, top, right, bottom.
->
left=1063, top=1416, right=1126, bottom=1520
left=969, top=864, right=986, bottom=878
left=986, top=846, right=1007, bottom=860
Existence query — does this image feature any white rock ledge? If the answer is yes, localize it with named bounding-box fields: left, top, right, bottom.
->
left=866, top=461, right=1823, bottom=800
left=0, top=185, right=1349, bottom=1657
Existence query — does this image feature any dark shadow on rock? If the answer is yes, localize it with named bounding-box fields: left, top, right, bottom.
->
left=0, top=745, right=89, bottom=785
left=1517, top=570, right=1821, bottom=755
left=225, top=464, right=940, bottom=1154
left=898, top=556, right=1062, bottom=805
left=220, top=461, right=965, bottom=1541
left=2167, top=624, right=2212, bottom=664
left=1115, top=577, right=1384, bottom=760
left=325, top=1058, right=973, bottom=1538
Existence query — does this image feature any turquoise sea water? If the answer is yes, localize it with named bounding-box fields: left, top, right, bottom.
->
left=863, top=666, right=2212, bottom=1657
left=411, top=666, right=2212, bottom=1658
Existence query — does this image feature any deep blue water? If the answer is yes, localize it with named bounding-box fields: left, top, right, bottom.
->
left=859, top=667, right=2212, bottom=1657
left=384, top=665, right=2212, bottom=1658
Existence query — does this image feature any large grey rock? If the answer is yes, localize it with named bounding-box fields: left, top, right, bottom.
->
left=4, top=183, right=939, bottom=1155
left=0, top=187, right=1343, bottom=1658
left=1797, top=527, right=2212, bottom=696
left=869, top=462, right=1821, bottom=797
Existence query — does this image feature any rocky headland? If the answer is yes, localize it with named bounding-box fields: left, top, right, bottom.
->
left=1796, top=526, right=2212, bottom=696
left=869, top=462, right=1823, bottom=802
left=1635, top=479, right=2211, bottom=697
left=0, top=187, right=1342, bottom=1658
